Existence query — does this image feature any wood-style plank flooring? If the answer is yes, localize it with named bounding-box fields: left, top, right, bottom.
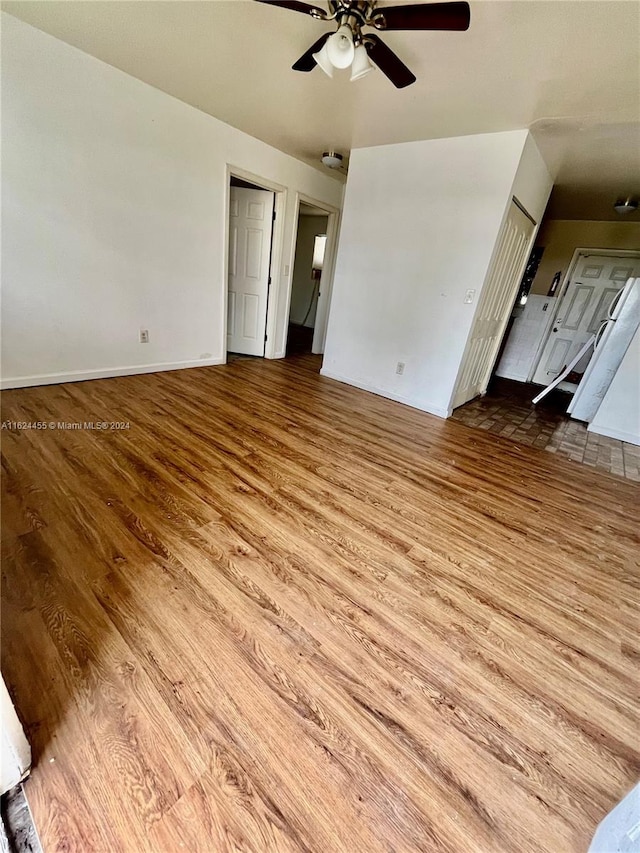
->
left=1, top=354, right=639, bottom=852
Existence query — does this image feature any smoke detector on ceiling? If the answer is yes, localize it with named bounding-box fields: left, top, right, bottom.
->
left=613, top=197, right=638, bottom=215
left=321, top=151, right=344, bottom=169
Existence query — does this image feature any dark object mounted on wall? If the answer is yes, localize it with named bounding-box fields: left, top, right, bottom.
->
left=547, top=270, right=562, bottom=297
left=515, top=246, right=544, bottom=309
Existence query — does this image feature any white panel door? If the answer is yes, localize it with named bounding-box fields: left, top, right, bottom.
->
left=227, top=186, right=275, bottom=356
left=531, top=254, right=640, bottom=385
left=451, top=201, right=535, bottom=410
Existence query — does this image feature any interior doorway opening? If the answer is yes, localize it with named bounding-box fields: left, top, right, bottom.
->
left=287, top=203, right=329, bottom=356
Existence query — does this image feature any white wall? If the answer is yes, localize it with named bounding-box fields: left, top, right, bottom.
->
left=510, top=134, right=553, bottom=226
left=322, top=130, right=550, bottom=417
left=1, top=14, right=343, bottom=388
left=589, top=326, right=640, bottom=445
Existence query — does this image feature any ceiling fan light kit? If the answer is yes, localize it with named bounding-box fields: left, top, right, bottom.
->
left=312, top=42, right=334, bottom=76
left=326, top=24, right=356, bottom=68
left=257, top=0, right=471, bottom=88
left=350, top=43, right=374, bottom=80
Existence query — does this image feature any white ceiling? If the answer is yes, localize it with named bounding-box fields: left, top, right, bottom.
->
left=3, top=0, right=639, bottom=220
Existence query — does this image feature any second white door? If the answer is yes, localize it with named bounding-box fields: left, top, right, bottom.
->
left=227, top=186, right=275, bottom=356
left=531, top=253, right=640, bottom=385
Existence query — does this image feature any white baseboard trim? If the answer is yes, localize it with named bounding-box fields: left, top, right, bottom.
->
left=587, top=423, right=640, bottom=446
left=1, top=357, right=226, bottom=390
left=320, top=368, right=451, bottom=419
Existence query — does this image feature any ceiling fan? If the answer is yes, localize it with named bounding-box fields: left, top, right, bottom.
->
left=255, top=0, right=470, bottom=88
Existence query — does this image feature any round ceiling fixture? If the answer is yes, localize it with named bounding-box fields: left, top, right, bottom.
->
left=321, top=152, right=344, bottom=169
left=613, top=197, right=638, bottom=215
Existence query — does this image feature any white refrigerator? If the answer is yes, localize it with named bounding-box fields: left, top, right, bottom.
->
left=568, top=277, right=640, bottom=423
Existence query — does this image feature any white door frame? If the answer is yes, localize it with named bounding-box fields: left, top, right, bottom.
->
left=223, top=165, right=287, bottom=361
left=285, top=193, right=341, bottom=356
left=527, top=247, right=640, bottom=382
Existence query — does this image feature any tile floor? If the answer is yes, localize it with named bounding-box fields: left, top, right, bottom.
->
left=452, top=378, right=640, bottom=482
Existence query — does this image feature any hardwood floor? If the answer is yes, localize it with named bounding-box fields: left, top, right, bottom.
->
left=1, top=354, right=638, bottom=852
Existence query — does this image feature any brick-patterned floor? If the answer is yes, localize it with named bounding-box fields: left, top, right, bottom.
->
left=452, top=378, right=640, bottom=482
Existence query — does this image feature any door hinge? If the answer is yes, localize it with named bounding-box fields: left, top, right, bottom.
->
left=272, top=210, right=276, bottom=222
left=264, top=333, right=268, bottom=342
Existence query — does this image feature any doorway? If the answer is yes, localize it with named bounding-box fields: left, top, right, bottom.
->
left=226, top=176, right=276, bottom=357
left=530, top=250, right=640, bottom=387
left=287, top=203, right=329, bottom=356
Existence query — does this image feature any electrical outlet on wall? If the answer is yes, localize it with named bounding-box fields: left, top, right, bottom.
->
left=140, top=329, right=149, bottom=343
left=396, top=362, right=405, bottom=375
left=464, top=289, right=476, bottom=304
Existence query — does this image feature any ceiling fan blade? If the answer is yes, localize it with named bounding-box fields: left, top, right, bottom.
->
left=364, top=35, right=416, bottom=88
left=254, top=0, right=328, bottom=19
left=292, top=33, right=331, bottom=71
left=371, top=2, right=470, bottom=31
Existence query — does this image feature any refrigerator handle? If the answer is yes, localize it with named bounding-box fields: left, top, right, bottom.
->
left=608, top=283, right=628, bottom=320
left=594, top=320, right=609, bottom=350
